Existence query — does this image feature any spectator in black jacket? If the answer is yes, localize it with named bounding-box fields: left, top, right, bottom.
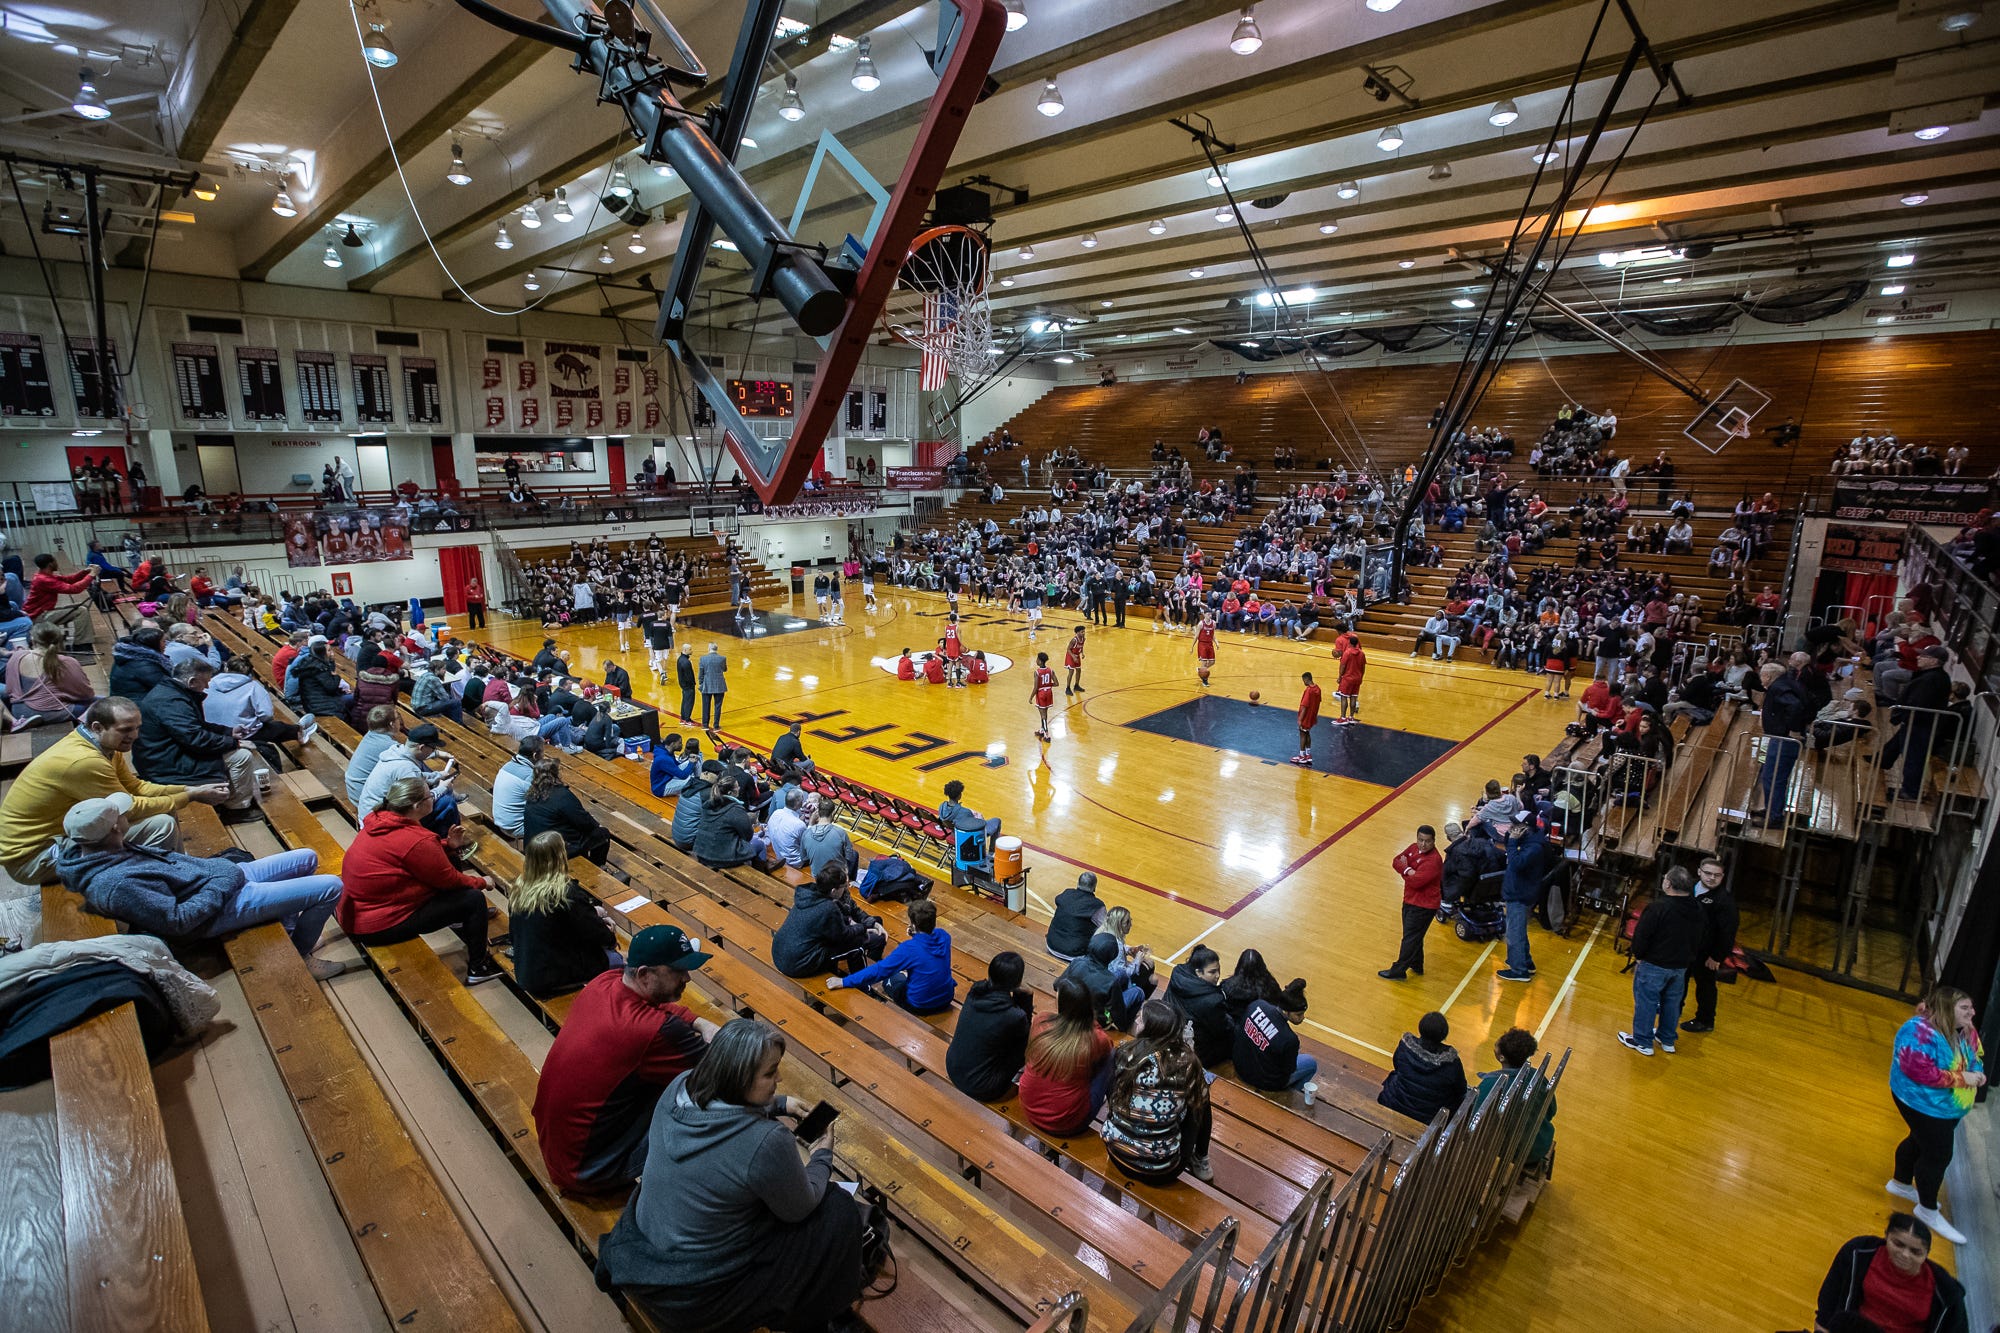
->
left=1879, top=645, right=1953, bottom=800
left=1377, top=1011, right=1468, bottom=1124
left=771, top=863, right=884, bottom=977
left=135, top=659, right=259, bottom=815
left=1059, top=933, right=1142, bottom=1031
left=1219, top=947, right=1283, bottom=1017
left=1816, top=1214, right=1968, bottom=1333
left=287, top=638, right=352, bottom=719
left=1439, top=820, right=1505, bottom=917
left=583, top=699, right=622, bottom=758
left=1619, top=866, right=1704, bottom=1056
left=1754, top=653, right=1814, bottom=823
left=770, top=721, right=814, bottom=778
left=1045, top=872, right=1107, bottom=960
left=946, top=952, right=1033, bottom=1101
left=1165, top=946, right=1232, bottom=1067
left=1682, top=856, right=1738, bottom=1034
left=507, top=831, right=619, bottom=997
left=1663, top=658, right=1725, bottom=726
left=522, top=756, right=612, bottom=866
left=1233, top=978, right=1316, bottom=1092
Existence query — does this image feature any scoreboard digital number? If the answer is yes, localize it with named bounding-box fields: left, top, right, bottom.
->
left=728, top=378, right=794, bottom=418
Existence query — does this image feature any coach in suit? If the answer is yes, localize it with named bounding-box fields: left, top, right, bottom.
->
left=697, top=644, right=728, bottom=728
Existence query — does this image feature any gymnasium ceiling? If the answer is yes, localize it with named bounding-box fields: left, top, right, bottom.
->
left=1, top=0, right=1996, bottom=360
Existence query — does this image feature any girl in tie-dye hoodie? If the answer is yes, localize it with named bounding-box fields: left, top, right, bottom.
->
left=1888, top=986, right=1985, bottom=1243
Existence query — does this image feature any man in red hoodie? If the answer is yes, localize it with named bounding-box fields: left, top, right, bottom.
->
left=1380, top=825, right=1444, bottom=980
left=23, top=553, right=100, bottom=645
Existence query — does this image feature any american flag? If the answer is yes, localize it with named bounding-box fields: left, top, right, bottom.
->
left=919, top=290, right=957, bottom=391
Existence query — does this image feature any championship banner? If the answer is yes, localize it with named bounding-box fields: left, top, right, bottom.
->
left=546, top=341, right=602, bottom=398
left=884, top=466, right=946, bottom=490
left=1832, top=478, right=1995, bottom=525
left=1821, top=524, right=1905, bottom=574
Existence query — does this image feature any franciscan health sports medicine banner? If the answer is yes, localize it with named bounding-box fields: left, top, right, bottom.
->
left=884, top=466, right=946, bottom=490
left=282, top=509, right=413, bottom=568
left=1832, top=478, right=1996, bottom=525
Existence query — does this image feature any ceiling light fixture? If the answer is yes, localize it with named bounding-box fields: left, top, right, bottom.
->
left=1052, top=351, right=1074, bottom=364
left=71, top=67, right=110, bottom=120
left=446, top=142, right=471, bottom=186
left=1173, top=325, right=1195, bottom=334
left=1036, top=77, right=1065, bottom=116
left=362, top=19, right=398, bottom=68
left=1377, top=125, right=1405, bottom=151
left=1660, top=275, right=1682, bottom=284
left=1881, top=283, right=1905, bottom=295
left=1230, top=6, right=1263, bottom=55
left=1913, top=125, right=1950, bottom=140
left=1365, top=0, right=1403, bottom=9
left=1488, top=98, right=1519, bottom=127
left=999, top=276, right=1015, bottom=286
left=608, top=164, right=633, bottom=198
left=851, top=36, right=880, bottom=91
left=740, top=135, right=758, bottom=148
left=1429, top=162, right=1452, bottom=181
left=1531, top=146, right=1562, bottom=164
left=191, top=177, right=219, bottom=202
left=552, top=186, right=573, bottom=222
left=1214, top=204, right=1234, bottom=222
left=494, top=222, right=513, bottom=250
left=1101, top=299, right=1114, bottom=307
left=629, top=231, right=647, bottom=254
left=650, top=160, right=673, bottom=177
left=524, top=271, right=542, bottom=291
left=1148, top=219, right=1167, bottom=235
left=1189, top=267, right=1206, bottom=277
left=519, top=198, right=542, bottom=229
left=271, top=184, right=298, bottom=218
left=1901, top=191, right=1930, bottom=206
left=1005, top=0, right=1028, bottom=31
left=1207, top=163, right=1228, bottom=188
left=1397, top=257, right=1416, bottom=269
left=1335, top=180, right=1361, bottom=199
left=323, top=245, right=343, bottom=269
left=1938, top=5, right=1982, bottom=31
left=1018, top=245, right=1035, bottom=260
left=779, top=73, right=805, bottom=121
left=1885, top=252, right=1915, bottom=267
left=1079, top=232, right=1098, bottom=248
left=1318, top=221, right=1337, bottom=234
left=1450, top=296, right=1476, bottom=309
left=341, top=222, right=364, bottom=248
left=597, top=243, right=614, bottom=265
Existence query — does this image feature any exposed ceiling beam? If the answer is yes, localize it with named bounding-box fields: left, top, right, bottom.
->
left=238, top=35, right=547, bottom=281
left=173, top=0, right=306, bottom=164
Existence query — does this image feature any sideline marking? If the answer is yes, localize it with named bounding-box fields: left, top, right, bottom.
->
left=1535, top=918, right=1605, bottom=1041
left=1439, top=941, right=1498, bottom=1013
left=1165, top=917, right=1229, bottom=964
left=1301, top=1017, right=1393, bottom=1060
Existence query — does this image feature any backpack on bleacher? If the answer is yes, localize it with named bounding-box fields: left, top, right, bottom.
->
left=857, top=855, right=931, bottom=904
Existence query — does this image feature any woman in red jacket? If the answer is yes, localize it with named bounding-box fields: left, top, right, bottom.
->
left=336, top=776, right=501, bottom=983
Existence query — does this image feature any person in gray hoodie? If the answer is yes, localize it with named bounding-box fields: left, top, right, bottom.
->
left=596, top=1019, right=865, bottom=1333
left=203, top=655, right=312, bottom=764
left=669, top=761, right=723, bottom=850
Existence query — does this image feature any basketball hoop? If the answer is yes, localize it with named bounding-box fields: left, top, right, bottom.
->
left=883, top=224, right=998, bottom=391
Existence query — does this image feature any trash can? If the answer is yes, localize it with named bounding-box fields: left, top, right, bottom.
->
left=790, top=565, right=805, bottom=595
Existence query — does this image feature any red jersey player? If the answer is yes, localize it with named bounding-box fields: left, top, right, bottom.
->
left=1031, top=651, right=1058, bottom=741
left=1292, top=671, right=1322, bottom=765
left=1193, top=612, right=1217, bottom=687
left=943, top=613, right=964, bottom=661
left=1064, top=626, right=1086, bottom=696
left=966, top=651, right=990, bottom=685
left=1334, top=634, right=1366, bottom=724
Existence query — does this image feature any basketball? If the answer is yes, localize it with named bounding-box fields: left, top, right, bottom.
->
left=1248, top=690, right=1261, bottom=703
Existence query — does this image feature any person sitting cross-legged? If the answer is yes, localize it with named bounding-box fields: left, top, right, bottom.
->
left=57, top=793, right=345, bottom=978
left=336, top=776, right=501, bottom=985
left=825, top=897, right=956, bottom=1014
left=357, top=722, right=461, bottom=834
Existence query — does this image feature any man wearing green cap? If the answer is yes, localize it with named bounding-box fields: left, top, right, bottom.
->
left=533, top=924, right=720, bottom=1194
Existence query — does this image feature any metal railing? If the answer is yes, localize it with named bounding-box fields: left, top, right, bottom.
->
left=1025, top=1293, right=1091, bottom=1333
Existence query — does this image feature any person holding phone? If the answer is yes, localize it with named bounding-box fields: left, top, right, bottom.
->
left=599, top=1019, right=867, bottom=1333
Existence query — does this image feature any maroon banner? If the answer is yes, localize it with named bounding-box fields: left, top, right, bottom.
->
left=1822, top=524, right=1905, bottom=574
left=885, top=466, right=946, bottom=490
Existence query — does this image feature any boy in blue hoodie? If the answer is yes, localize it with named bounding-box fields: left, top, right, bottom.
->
left=827, top=898, right=955, bottom=1015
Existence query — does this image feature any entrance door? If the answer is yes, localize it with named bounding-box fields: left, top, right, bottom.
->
left=196, top=441, right=241, bottom=495
left=356, top=441, right=391, bottom=494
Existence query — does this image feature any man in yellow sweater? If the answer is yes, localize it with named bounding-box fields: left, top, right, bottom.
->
left=0, top=698, right=231, bottom=884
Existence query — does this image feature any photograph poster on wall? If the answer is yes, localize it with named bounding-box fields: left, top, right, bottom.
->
left=282, top=508, right=414, bottom=568
left=0, top=332, right=56, bottom=418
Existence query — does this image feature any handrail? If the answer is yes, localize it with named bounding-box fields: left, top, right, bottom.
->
left=1024, top=1292, right=1090, bottom=1333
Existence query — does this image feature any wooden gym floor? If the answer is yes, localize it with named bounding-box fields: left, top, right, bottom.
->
left=469, top=586, right=1930, bottom=1333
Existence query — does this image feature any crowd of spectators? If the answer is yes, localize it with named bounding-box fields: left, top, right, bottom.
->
left=1828, top=431, right=1969, bottom=477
